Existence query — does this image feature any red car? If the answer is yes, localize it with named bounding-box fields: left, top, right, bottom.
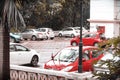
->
left=70, top=32, right=105, bottom=46
left=44, top=46, right=104, bottom=72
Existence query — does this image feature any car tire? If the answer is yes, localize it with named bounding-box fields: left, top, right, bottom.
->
left=31, top=55, right=39, bottom=67
left=71, top=34, right=75, bottom=38
left=71, top=42, right=78, bottom=46
left=31, top=36, right=37, bottom=41
left=50, top=37, right=54, bottom=40
left=24, top=38, right=27, bottom=40
left=58, top=33, right=62, bottom=37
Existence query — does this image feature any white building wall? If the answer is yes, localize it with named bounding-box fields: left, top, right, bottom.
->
left=90, top=0, right=114, bottom=20
left=90, top=0, right=115, bottom=38
left=114, top=0, right=120, bottom=37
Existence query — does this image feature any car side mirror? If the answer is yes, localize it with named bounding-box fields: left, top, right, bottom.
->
left=82, top=58, right=86, bottom=62
left=51, top=53, right=54, bottom=60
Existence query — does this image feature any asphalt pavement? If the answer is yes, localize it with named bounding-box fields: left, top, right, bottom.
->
left=20, top=37, right=71, bottom=68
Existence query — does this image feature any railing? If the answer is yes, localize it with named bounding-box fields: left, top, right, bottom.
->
left=10, top=65, right=97, bottom=80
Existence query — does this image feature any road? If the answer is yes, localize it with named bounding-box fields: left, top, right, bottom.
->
left=20, top=37, right=71, bottom=68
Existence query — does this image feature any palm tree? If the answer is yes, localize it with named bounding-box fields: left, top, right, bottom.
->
left=0, top=0, right=26, bottom=79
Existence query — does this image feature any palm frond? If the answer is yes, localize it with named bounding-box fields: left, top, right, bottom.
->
left=1, top=0, right=26, bottom=31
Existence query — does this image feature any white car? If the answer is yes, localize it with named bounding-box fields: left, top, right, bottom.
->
left=21, top=29, right=47, bottom=40
left=10, top=43, right=40, bottom=66
left=73, top=27, right=89, bottom=34
left=58, top=27, right=80, bottom=38
left=94, top=52, right=120, bottom=74
left=38, top=28, right=55, bottom=40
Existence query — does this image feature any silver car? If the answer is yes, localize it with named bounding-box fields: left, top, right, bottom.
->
left=21, top=29, right=47, bottom=40
left=38, top=28, right=55, bottom=40
left=58, top=27, right=80, bottom=38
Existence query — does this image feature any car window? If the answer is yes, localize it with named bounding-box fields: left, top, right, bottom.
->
left=83, top=34, right=90, bottom=38
left=62, top=28, right=66, bottom=31
left=54, top=48, right=78, bottom=62
left=67, top=28, right=73, bottom=31
left=74, top=27, right=80, bottom=30
left=15, top=45, right=28, bottom=51
left=49, top=29, right=53, bottom=32
left=39, top=28, right=46, bottom=32
left=83, top=50, right=90, bottom=60
left=90, top=33, right=96, bottom=37
left=10, top=45, right=15, bottom=52
left=22, top=30, right=28, bottom=33
left=92, top=50, right=103, bottom=58
left=29, top=30, right=34, bottom=32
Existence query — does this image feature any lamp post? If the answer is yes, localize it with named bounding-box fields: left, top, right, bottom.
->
left=78, top=0, right=83, bottom=73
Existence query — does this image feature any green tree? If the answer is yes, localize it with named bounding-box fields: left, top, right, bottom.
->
left=94, top=37, right=120, bottom=79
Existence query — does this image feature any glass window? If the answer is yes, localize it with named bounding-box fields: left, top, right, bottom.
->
left=92, top=50, right=103, bottom=58
left=10, top=45, right=15, bottom=52
left=15, top=45, right=28, bottom=51
left=54, top=48, right=78, bottom=62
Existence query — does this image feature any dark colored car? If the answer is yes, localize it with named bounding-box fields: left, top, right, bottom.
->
left=70, top=32, right=106, bottom=46
left=44, top=46, right=104, bottom=72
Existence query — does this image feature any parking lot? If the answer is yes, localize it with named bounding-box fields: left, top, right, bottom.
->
left=20, top=37, right=71, bottom=68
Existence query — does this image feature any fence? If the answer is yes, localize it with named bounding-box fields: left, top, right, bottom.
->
left=10, top=65, right=97, bottom=80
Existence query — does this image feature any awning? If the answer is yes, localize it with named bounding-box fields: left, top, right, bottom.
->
left=87, top=19, right=120, bottom=23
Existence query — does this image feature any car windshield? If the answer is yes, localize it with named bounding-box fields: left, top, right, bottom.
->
left=54, top=48, right=78, bottom=62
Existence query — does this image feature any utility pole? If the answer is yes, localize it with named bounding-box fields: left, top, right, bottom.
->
left=78, top=0, right=83, bottom=73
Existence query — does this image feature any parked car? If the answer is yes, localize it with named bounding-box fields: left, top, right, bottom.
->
left=10, top=33, right=23, bottom=43
left=44, top=46, right=104, bottom=72
left=94, top=52, right=120, bottom=78
left=21, top=29, right=47, bottom=40
left=70, top=32, right=106, bottom=46
left=38, top=28, right=55, bottom=40
left=73, top=27, right=89, bottom=34
left=10, top=43, right=40, bottom=66
left=58, top=27, right=80, bottom=38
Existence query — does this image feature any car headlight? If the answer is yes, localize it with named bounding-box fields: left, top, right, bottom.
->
left=61, top=66, right=73, bottom=72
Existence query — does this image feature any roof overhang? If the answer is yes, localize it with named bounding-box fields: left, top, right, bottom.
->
left=87, top=19, right=120, bottom=23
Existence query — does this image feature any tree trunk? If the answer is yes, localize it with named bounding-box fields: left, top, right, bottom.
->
left=0, top=16, right=10, bottom=80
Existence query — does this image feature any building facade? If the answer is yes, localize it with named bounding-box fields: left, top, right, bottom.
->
left=88, top=0, right=120, bottom=38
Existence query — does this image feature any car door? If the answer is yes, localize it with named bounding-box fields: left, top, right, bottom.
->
left=82, top=50, right=92, bottom=71
left=62, top=28, right=68, bottom=36
left=82, top=34, right=91, bottom=46
left=83, top=33, right=96, bottom=46
left=90, top=49, right=103, bottom=61
left=83, top=49, right=103, bottom=71
left=15, top=45, right=31, bottom=64
left=22, top=30, right=33, bottom=39
left=10, top=45, right=19, bottom=65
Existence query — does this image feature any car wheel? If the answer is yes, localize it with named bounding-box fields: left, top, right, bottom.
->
left=50, top=37, right=54, bottom=40
left=31, top=56, right=39, bottom=67
left=71, top=34, right=75, bottom=38
left=24, top=38, right=27, bottom=40
left=31, top=36, right=37, bottom=41
left=10, top=37, right=15, bottom=43
left=58, top=33, right=62, bottom=37
left=94, top=43, right=99, bottom=47
left=71, top=42, right=78, bottom=46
